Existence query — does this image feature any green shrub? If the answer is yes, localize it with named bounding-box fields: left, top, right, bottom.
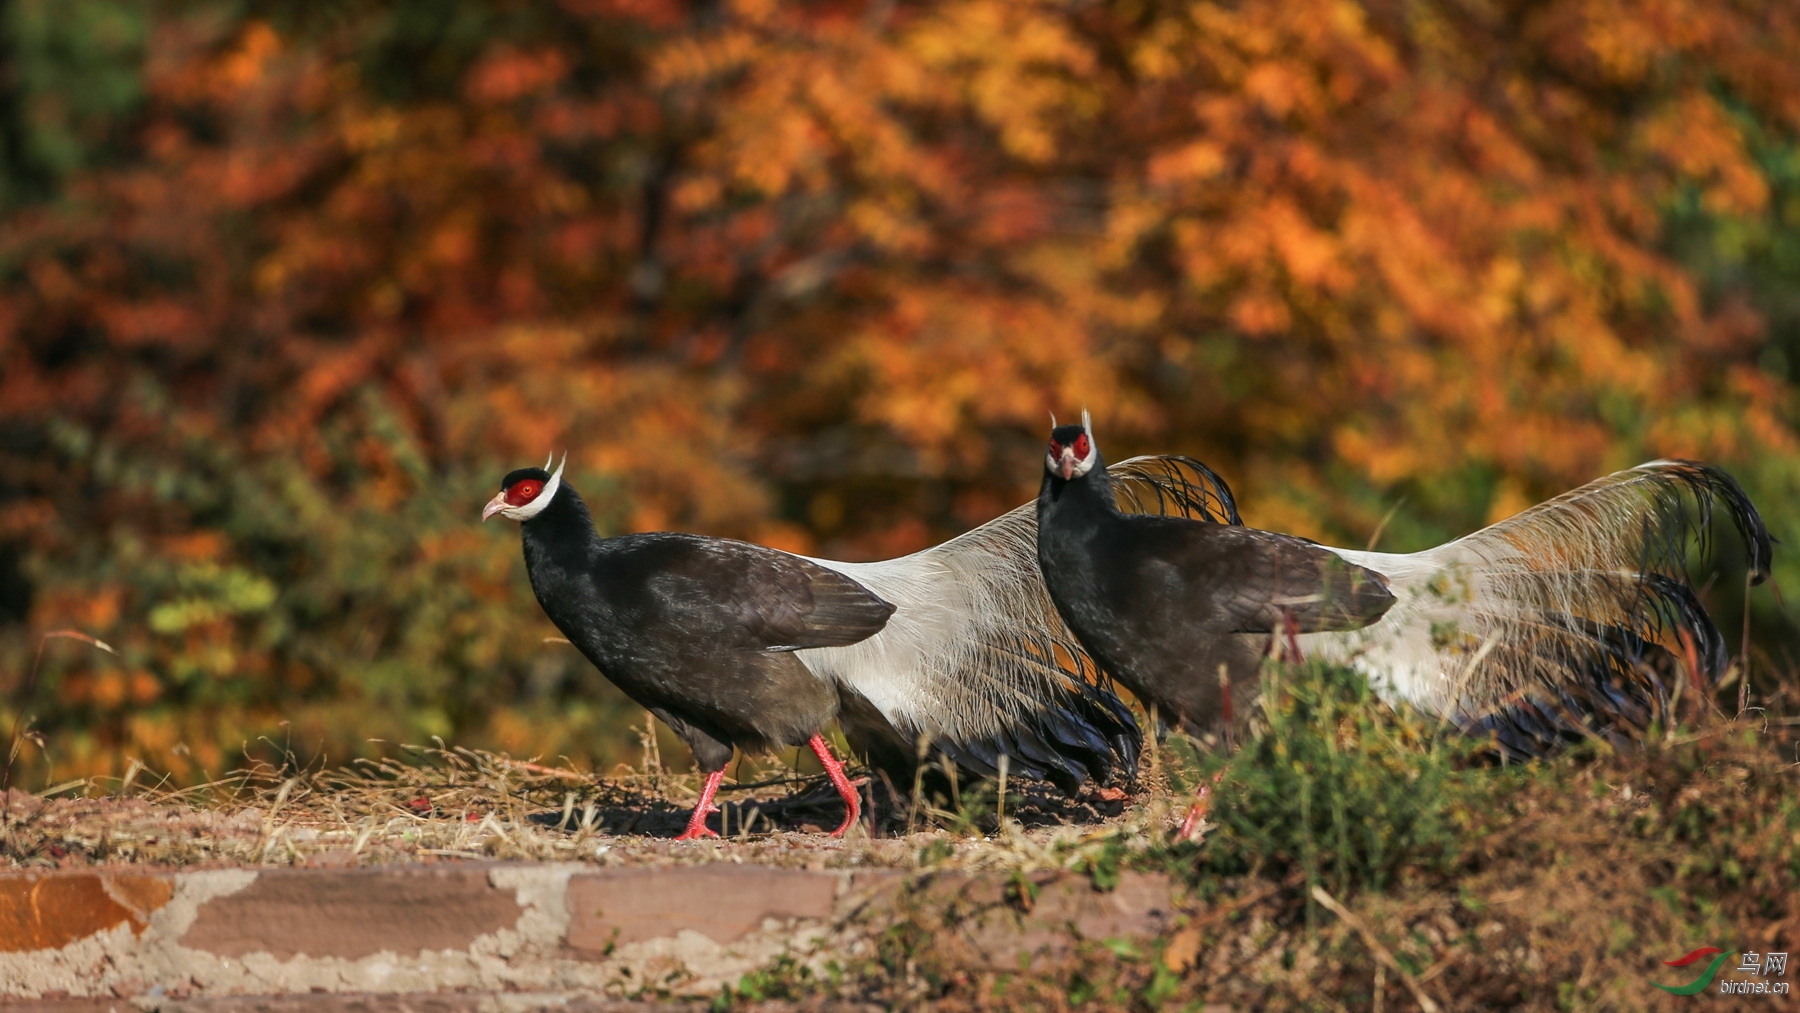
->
left=1183, top=659, right=1503, bottom=897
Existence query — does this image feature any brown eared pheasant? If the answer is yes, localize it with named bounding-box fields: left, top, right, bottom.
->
left=1034, top=413, right=1772, bottom=835
left=484, top=451, right=1250, bottom=836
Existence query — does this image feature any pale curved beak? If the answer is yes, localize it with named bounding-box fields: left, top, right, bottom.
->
left=1059, top=449, right=1077, bottom=480
left=481, top=491, right=510, bottom=522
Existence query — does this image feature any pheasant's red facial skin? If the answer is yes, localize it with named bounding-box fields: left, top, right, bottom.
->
left=1045, top=421, right=1098, bottom=481
left=484, top=459, right=564, bottom=522
left=505, top=479, right=545, bottom=506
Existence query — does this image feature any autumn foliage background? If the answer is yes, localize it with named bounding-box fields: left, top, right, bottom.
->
left=1, top=0, right=1797, bottom=786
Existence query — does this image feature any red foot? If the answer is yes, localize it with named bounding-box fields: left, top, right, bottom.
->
left=1176, top=771, right=1226, bottom=842
left=807, top=734, right=862, bottom=837
left=673, top=769, right=725, bottom=841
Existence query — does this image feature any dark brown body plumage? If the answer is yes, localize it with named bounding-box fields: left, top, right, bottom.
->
left=514, top=469, right=893, bottom=771
left=1035, top=428, right=1396, bottom=736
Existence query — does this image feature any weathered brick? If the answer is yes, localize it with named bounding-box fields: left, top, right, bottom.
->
left=566, top=865, right=839, bottom=951
left=153, top=996, right=880, bottom=1013
left=0, top=1001, right=138, bottom=1013
left=155, top=997, right=502, bottom=1013
left=179, top=866, right=521, bottom=960
left=0, top=873, right=172, bottom=953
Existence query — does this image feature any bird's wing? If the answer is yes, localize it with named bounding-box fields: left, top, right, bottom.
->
left=1124, top=520, right=1397, bottom=633
left=798, top=455, right=1241, bottom=787
left=1307, top=460, right=1772, bottom=756
left=693, top=539, right=894, bottom=651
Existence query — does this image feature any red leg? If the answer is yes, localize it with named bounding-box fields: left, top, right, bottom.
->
left=807, top=734, right=863, bottom=838
left=1177, top=770, right=1225, bottom=842
left=1281, top=610, right=1303, bottom=662
left=674, top=769, right=724, bottom=841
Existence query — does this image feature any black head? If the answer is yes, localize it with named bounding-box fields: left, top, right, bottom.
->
left=1045, top=410, right=1100, bottom=482
left=482, top=454, right=565, bottom=523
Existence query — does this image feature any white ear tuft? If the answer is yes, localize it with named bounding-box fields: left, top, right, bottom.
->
left=1048, top=410, right=1058, bottom=428
left=1081, top=408, right=1092, bottom=435
left=511, top=452, right=567, bottom=521
left=544, top=452, right=554, bottom=470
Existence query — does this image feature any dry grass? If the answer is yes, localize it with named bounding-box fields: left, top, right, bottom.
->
left=0, top=730, right=1147, bottom=872
left=4, top=669, right=1799, bottom=1012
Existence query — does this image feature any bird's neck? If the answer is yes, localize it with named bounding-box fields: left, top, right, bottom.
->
left=521, top=484, right=601, bottom=561
left=1038, top=459, right=1121, bottom=521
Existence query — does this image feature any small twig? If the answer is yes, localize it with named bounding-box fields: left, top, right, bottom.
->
left=1366, top=496, right=1407, bottom=552
left=1186, top=879, right=1283, bottom=930
left=1738, top=570, right=1754, bottom=717
left=1144, top=702, right=1161, bottom=790
left=906, top=737, right=927, bottom=836
left=1663, top=723, right=1761, bottom=746
left=119, top=758, right=145, bottom=796
left=1436, top=634, right=1500, bottom=732
left=1675, top=626, right=1713, bottom=721
left=1419, top=951, right=1460, bottom=983
left=1310, top=885, right=1441, bottom=1013
left=496, top=758, right=591, bottom=781
left=1666, top=653, right=1685, bottom=738
left=995, top=754, right=1008, bottom=829
left=1219, top=665, right=1235, bottom=753
left=5, top=630, right=118, bottom=795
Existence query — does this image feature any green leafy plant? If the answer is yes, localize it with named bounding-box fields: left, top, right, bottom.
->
left=1185, top=660, right=1505, bottom=898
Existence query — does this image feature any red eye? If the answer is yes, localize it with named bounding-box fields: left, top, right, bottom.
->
left=1073, top=433, right=1090, bottom=457
left=505, top=480, right=544, bottom=506
left=1048, top=440, right=1062, bottom=456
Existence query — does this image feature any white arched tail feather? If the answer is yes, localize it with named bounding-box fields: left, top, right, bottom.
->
left=796, top=456, right=1236, bottom=747
left=1299, top=459, right=1770, bottom=726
